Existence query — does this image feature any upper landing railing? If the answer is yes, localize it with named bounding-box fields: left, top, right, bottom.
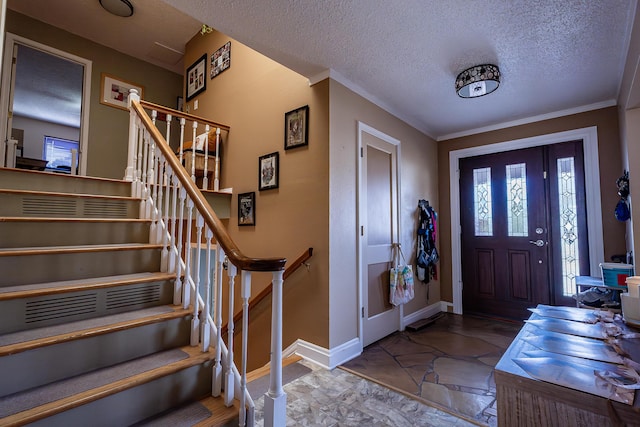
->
left=125, top=89, right=287, bottom=427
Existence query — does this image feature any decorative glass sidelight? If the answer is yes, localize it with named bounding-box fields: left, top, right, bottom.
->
left=506, top=163, right=528, bottom=237
left=473, top=167, right=493, bottom=236
left=557, top=157, right=580, bottom=297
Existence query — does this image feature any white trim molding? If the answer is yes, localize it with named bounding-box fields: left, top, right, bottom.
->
left=402, top=302, right=443, bottom=326
left=284, top=338, right=361, bottom=370
left=449, top=126, right=604, bottom=315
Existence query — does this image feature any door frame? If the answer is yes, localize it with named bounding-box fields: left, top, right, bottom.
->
left=357, top=121, right=402, bottom=348
left=449, top=126, right=604, bottom=314
left=0, top=33, right=92, bottom=174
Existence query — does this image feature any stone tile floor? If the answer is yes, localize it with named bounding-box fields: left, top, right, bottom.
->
left=340, top=313, right=522, bottom=426
left=253, top=358, right=479, bottom=427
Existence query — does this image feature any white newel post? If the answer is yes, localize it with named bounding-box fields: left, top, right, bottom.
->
left=264, top=270, right=286, bottom=427
left=125, top=89, right=140, bottom=183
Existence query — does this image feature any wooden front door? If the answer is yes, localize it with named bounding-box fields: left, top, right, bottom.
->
left=460, top=141, right=589, bottom=319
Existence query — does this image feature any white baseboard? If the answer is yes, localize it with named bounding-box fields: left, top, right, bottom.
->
left=402, top=301, right=443, bottom=327
left=284, top=302, right=450, bottom=370
left=284, top=337, right=361, bottom=370
left=440, top=300, right=454, bottom=312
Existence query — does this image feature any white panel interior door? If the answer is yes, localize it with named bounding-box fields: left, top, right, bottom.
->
left=359, top=123, right=400, bottom=347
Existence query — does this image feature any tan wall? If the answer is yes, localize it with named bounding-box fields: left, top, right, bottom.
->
left=6, top=10, right=183, bottom=179
left=183, top=31, right=330, bottom=368
left=329, top=80, right=438, bottom=347
left=437, top=106, right=626, bottom=303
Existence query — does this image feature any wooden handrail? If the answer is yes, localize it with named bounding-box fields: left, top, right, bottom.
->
left=139, top=99, right=230, bottom=133
left=131, top=100, right=286, bottom=272
left=226, top=247, right=313, bottom=333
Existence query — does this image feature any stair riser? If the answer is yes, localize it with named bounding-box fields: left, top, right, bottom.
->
left=0, top=280, right=174, bottom=335
left=0, top=315, right=191, bottom=396
left=0, top=168, right=131, bottom=196
left=27, top=363, right=212, bottom=427
left=0, top=192, right=140, bottom=218
left=0, top=221, right=152, bottom=248
left=0, top=248, right=162, bottom=287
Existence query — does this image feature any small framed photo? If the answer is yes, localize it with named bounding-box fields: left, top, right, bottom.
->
left=238, top=192, right=255, bottom=226
left=186, top=54, right=207, bottom=101
left=284, top=105, right=309, bottom=150
left=100, top=73, right=144, bottom=111
left=258, top=151, right=279, bottom=191
left=211, top=41, right=231, bottom=79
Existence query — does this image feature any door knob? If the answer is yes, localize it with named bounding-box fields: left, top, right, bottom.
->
left=529, top=239, right=545, bottom=247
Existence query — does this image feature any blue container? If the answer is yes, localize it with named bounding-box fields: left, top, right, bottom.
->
left=600, top=262, right=634, bottom=288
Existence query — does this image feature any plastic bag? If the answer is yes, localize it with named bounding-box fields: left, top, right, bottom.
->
left=390, top=246, right=415, bottom=306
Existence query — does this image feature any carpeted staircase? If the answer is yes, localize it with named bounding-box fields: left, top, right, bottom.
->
left=0, top=167, right=237, bottom=426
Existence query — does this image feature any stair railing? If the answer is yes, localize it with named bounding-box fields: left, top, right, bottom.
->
left=125, top=90, right=287, bottom=427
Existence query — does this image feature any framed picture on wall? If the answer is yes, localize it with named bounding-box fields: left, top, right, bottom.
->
left=100, top=73, right=144, bottom=111
left=186, top=54, right=207, bottom=101
left=238, top=192, right=255, bottom=226
left=284, top=105, right=309, bottom=150
left=211, top=41, right=231, bottom=79
left=258, top=151, right=279, bottom=191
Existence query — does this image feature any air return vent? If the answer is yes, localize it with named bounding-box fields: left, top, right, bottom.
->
left=26, top=293, right=98, bottom=324
left=106, top=284, right=161, bottom=310
left=23, top=197, right=77, bottom=216
left=84, top=199, right=129, bottom=218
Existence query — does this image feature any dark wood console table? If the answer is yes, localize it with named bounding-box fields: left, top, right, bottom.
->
left=495, top=306, right=640, bottom=426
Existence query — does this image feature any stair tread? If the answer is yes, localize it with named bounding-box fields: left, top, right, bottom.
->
left=0, top=187, right=140, bottom=201
left=0, top=271, right=175, bottom=300
left=0, top=345, right=213, bottom=425
left=0, top=242, right=164, bottom=256
left=0, top=304, right=189, bottom=356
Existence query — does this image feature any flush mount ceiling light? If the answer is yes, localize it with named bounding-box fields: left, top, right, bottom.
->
left=99, top=0, right=134, bottom=17
left=455, top=64, right=501, bottom=98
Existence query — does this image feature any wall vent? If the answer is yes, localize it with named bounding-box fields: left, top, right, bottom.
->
left=26, top=293, right=97, bottom=324
left=84, top=199, right=129, bottom=218
left=23, top=197, right=77, bottom=216
left=106, top=284, right=161, bottom=310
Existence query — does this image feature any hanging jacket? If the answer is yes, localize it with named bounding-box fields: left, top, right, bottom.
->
left=416, top=200, right=439, bottom=283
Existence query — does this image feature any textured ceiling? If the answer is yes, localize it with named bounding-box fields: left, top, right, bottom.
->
left=6, top=0, right=639, bottom=140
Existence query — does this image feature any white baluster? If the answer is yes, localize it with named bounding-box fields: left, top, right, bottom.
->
left=165, top=113, right=172, bottom=146
left=225, top=261, right=238, bottom=406
left=173, top=187, right=186, bottom=305
left=155, top=154, right=166, bottom=246
left=202, top=124, right=210, bottom=190
left=191, top=213, right=203, bottom=346
left=139, top=130, right=150, bottom=218
left=183, top=198, right=194, bottom=309
left=214, top=128, right=221, bottom=191
left=149, top=148, right=159, bottom=242
left=160, top=165, right=172, bottom=273
left=125, top=89, right=140, bottom=182
left=263, top=270, right=286, bottom=427
left=239, top=270, right=252, bottom=427
left=168, top=173, right=179, bottom=275
left=191, top=121, right=198, bottom=182
left=179, top=118, right=186, bottom=164
left=135, top=122, right=143, bottom=199
left=212, top=248, right=225, bottom=397
left=145, top=134, right=156, bottom=220
left=151, top=109, right=157, bottom=125
left=201, top=227, right=213, bottom=352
